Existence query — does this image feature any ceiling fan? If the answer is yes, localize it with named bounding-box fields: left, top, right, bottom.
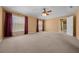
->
left=41, top=8, right=52, bottom=16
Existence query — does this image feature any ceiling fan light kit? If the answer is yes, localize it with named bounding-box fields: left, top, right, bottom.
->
left=41, top=8, right=52, bottom=16
left=42, top=13, right=47, bottom=16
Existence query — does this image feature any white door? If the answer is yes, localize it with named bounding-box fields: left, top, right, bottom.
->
left=67, top=16, right=73, bottom=36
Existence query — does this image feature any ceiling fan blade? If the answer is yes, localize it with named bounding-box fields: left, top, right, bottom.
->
left=46, top=13, right=49, bottom=15
left=42, top=8, right=52, bottom=16
left=43, top=8, right=46, bottom=12
left=43, top=8, right=46, bottom=10
left=47, top=10, right=52, bottom=12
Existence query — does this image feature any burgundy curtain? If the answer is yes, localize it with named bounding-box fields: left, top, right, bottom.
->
left=4, top=12, right=12, bottom=37
left=36, top=19, right=39, bottom=32
left=24, top=16, right=28, bottom=34
left=42, top=20, right=45, bottom=31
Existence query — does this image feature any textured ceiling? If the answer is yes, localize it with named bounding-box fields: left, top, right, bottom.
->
left=3, top=6, right=79, bottom=19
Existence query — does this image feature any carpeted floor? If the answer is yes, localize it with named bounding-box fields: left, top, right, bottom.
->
left=0, top=32, right=79, bottom=53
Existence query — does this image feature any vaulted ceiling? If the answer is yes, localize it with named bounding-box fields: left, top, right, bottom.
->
left=3, top=6, right=79, bottom=19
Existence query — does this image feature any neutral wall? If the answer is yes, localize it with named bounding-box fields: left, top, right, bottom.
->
left=0, top=7, right=3, bottom=41
left=45, top=17, right=66, bottom=32
left=76, top=10, right=79, bottom=39
left=28, top=16, right=37, bottom=33
left=45, top=18, right=60, bottom=32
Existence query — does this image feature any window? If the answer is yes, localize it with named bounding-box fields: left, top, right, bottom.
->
left=12, top=14, right=24, bottom=36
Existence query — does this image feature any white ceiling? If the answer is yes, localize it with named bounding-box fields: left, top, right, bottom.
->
left=3, top=6, right=79, bottom=19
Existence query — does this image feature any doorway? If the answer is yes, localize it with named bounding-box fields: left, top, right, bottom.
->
left=38, top=20, right=43, bottom=32
left=60, top=19, right=67, bottom=32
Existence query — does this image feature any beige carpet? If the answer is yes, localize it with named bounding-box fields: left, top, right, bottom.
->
left=0, top=32, right=79, bottom=53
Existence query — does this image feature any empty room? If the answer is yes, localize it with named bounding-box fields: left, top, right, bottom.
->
left=0, top=6, right=79, bottom=53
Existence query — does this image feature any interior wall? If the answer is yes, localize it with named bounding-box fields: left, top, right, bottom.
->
left=45, top=18, right=60, bottom=32
left=75, top=10, right=79, bottom=39
left=28, top=16, right=37, bottom=33
left=0, top=7, right=4, bottom=40
left=44, top=17, right=66, bottom=32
